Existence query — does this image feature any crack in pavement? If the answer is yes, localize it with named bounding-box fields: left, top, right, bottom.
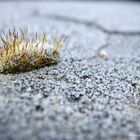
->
left=43, top=14, right=112, bottom=61
left=44, top=14, right=140, bottom=61
left=46, top=14, right=140, bottom=36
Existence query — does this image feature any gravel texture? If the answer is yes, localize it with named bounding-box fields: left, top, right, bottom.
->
left=0, top=1, right=140, bottom=140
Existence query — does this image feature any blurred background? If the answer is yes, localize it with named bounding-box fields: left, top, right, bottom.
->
left=0, top=0, right=140, bottom=1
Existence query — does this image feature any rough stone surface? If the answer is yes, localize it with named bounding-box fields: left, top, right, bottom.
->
left=0, top=1, right=140, bottom=140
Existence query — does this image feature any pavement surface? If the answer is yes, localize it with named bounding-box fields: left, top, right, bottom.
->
left=0, top=1, right=140, bottom=140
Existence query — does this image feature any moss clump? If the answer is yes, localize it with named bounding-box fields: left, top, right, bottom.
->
left=0, top=28, right=66, bottom=73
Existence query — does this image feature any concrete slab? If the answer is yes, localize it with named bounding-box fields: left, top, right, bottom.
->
left=0, top=1, right=140, bottom=140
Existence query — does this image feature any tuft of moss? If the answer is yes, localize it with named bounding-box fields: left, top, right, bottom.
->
left=0, top=28, right=66, bottom=74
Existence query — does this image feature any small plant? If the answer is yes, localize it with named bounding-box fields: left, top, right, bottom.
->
left=0, top=28, right=66, bottom=74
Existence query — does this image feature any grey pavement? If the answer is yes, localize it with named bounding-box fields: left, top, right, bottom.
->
left=0, top=1, right=140, bottom=140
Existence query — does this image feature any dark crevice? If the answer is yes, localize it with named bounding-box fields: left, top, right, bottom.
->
left=46, top=14, right=140, bottom=36
left=62, top=55, right=96, bottom=63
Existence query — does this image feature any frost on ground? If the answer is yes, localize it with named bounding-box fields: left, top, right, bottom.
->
left=0, top=1, right=140, bottom=140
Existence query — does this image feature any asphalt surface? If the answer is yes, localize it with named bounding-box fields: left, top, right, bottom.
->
left=0, top=1, right=140, bottom=140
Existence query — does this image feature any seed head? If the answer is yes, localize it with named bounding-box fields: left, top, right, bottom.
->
left=0, top=28, right=66, bottom=73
